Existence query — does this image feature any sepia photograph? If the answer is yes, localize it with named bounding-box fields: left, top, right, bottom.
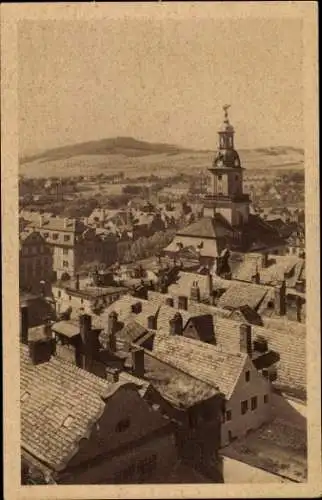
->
left=1, top=2, right=320, bottom=498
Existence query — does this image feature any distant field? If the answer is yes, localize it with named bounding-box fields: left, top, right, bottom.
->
left=19, top=138, right=304, bottom=179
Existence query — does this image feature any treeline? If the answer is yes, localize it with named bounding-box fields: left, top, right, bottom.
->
left=116, top=229, right=176, bottom=264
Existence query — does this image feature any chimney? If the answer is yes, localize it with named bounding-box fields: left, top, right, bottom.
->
left=296, top=295, right=302, bottom=323
left=147, top=314, right=157, bottom=330
left=178, top=295, right=188, bottom=310
left=165, top=297, right=174, bottom=308
left=131, top=346, right=145, bottom=378
left=207, top=271, right=213, bottom=297
left=274, top=280, right=286, bottom=316
left=190, top=281, right=201, bottom=302
left=131, top=302, right=142, bottom=314
left=79, top=314, right=93, bottom=371
left=261, top=253, right=269, bottom=269
left=295, top=280, right=305, bottom=293
left=20, top=305, right=29, bottom=345
left=42, top=317, right=52, bottom=339
left=169, top=312, right=183, bottom=336
left=75, top=274, right=80, bottom=291
left=239, top=323, right=252, bottom=356
left=106, top=366, right=120, bottom=383
left=108, top=311, right=118, bottom=352
left=28, top=324, right=53, bottom=365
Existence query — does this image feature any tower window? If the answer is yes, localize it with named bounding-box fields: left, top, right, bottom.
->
left=218, top=175, right=222, bottom=180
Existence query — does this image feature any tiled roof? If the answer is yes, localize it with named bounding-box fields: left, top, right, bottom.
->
left=176, top=215, right=233, bottom=239
left=156, top=305, right=193, bottom=333
left=153, top=336, right=247, bottom=399
left=164, top=235, right=223, bottom=258
left=95, top=295, right=160, bottom=333
left=143, top=350, right=220, bottom=408
left=259, top=256, right=304, bottom=286
left=20, top=345, right=126, bottom=472
left=24, top=214, right=86, bottom=234
left=211, top=316, right=306, bottom=395
left=52, top=320, right=80, bottom=338
left=115, top=320, right=148, bottom=344
left=217, top=282, right=269, bottom=311
left=168, top=271, right=214, bottom=300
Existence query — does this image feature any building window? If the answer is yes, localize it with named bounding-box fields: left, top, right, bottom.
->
left=53, top=233, right=59, bottom=240
left=264, top=394, right=269, bottom=404
left=64, top=235, right=70, bottom=242
left=115, top=418, right=130, bottom=433
left=63, top=248, right=68, bottom=255
left=241, top=400, right=248, bottom=415
left=44, top=232, right=49, bottom=238
left=245, top=370, right=250, bottom=382
left=228, top=430, right=233, bottom=442
left=218, top=174, right=222, bottom=180
left=69, top=295, right=72, bottom=301
left=81, top=298, right=84, bottom=304
left=251, top=396, right=258, bottom=411
left=58, top=290, right=61, bottom=298
left=226, top=410, right=232, bottom=421
left=63, top=261, right=69, bottom=267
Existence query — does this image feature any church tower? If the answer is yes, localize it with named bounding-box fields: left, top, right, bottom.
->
left=204, top=105, right=250, bottom=227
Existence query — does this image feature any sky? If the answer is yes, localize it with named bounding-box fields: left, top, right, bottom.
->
left=18, top=17, right=303, bottom=156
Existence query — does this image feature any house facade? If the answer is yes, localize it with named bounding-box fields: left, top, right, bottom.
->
left=20, top=213, right=117, bottom=280
left=152, top=334, right=272, bottom=447
left=19, top=230, right=54, bottom=293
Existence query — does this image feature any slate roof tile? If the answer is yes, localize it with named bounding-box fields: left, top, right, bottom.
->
left=20, top=345, right=125, bottom=472
left=217, top=282, right=269, bottom=311
left=153, top=335, right=247, bottom=399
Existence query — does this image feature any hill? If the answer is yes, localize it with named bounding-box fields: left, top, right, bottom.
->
left=19, top=138, right=304, bottom=179
left=20, top=137, right=193, bottom=164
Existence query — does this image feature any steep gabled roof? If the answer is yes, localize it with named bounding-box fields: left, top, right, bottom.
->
left=217, top=282, right=269, bottom=311
left=20, top=345, right=129, bottom=472
left=176, top=214, right=233, bottom=239
left=153, top=335, right=247, bottom=399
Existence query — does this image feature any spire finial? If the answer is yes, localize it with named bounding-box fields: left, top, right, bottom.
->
left=223, top=104, right=231, bottom=120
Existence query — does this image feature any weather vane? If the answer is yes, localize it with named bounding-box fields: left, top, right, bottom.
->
left=223, top=104, right=231, bottom=119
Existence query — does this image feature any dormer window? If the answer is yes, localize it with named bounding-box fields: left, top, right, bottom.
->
left=62, top=415, right=74, bottom=428
left=116, top=418, right=130, bottom=433
left=21, top=391, right=30, bottom=403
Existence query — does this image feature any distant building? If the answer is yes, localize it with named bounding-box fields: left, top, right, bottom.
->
left=20, top=213, right=117, bottom=280
left=52, top=275, right=129, bottom=320
left=19, top=230, right=53, bottom=293
left=164, top=106, right=287, bottom=265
